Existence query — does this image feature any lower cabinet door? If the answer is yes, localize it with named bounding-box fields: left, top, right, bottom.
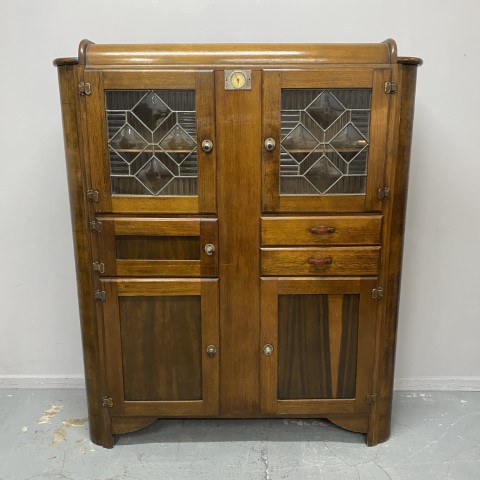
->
left=260, top=277, right=378, bottom=416
left=100, top=278, right=219, bottom=416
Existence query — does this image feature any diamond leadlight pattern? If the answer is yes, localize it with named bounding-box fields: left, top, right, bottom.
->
left=105, top=90, right=197, bottom=196
left=280, top=89, right=371, bottom=195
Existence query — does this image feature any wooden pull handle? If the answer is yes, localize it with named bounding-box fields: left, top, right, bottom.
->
left=307, top=256, right=333, bottom=266
left=309, top=225, right=335, bottom=235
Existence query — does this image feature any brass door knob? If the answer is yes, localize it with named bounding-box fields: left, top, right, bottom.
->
left=206, top=345, right=217, bottom=357
left=263, top=344, right=274, bottom=356
left=264, top=138, right=276, bottom=151
left=201, top=139, right=214, bottom=153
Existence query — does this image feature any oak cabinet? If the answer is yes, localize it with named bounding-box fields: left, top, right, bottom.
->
left=54, top=40, right=421, bottom=447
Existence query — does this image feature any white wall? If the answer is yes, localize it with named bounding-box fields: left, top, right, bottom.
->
left=0, top=0, right=479, bottom=389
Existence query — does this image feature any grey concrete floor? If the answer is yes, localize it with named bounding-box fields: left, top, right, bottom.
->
left=0, top=390, right=479, bottom=479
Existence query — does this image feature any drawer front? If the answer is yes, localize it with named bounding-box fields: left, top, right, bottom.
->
left=96, top=217, right=218, bottom=277
left=261, top=247, right=380, bottom=276
left=261, top=215, right=382, bottom=246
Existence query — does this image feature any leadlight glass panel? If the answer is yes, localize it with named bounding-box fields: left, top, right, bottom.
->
left=105, top=90, right=197, bottom=196
left=280, top=89, right=371, bottom=195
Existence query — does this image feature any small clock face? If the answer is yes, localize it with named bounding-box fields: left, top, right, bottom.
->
left=225, top=70, right=251, bottom=90
left=230, top=71, right=247, bottom=89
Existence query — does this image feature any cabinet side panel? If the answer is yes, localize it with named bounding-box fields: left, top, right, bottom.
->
left=57, top=66, right=112, bottom=447
left=368, top=64, right=419, bottom=446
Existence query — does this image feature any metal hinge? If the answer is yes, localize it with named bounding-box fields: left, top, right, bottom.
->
left=367, top=393, right=377, bottom=405
left=377, top=187, right=390, bottom=201
left=86, top=190, right=99, bottom=203
left=102, top=396, right=113, bottom=408
left=384, top=81, right=397, bottom=94
left=93, top=262, right=105, bottom=274
left=95, top=290, right=106, bottom=302
left=90, top=220, right=102, bottom=233
left=79, top=82, right=91, bottom=96
left=372, top=287, right=384, bottom=299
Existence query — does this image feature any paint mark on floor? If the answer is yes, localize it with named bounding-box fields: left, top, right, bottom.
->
left=62, top=417, right=88, bottom=428
left=37, top=403, right=63, bottom=424
left=51, top=427, right=66, bottom=445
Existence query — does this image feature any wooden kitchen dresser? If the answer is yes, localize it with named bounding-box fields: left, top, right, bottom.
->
left=54, top=39, right=421, bottom=447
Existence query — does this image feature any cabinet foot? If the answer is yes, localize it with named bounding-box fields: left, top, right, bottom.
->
left=111, top=416, right=158, bottom=435
left=327, top=415, right=369, bottom=434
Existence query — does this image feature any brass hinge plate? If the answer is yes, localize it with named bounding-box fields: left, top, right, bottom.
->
left=93, top=262, right=105, bottom=274
left=102, top=396, right=113, bottom=408
left=86, top=190, right=99, bottom=202
left=79, top=82, right=91, bottom=96
left=377, top=187, right=390, bottom=200
left=384, top=81, right=397, bottom=94
left=90, top=220, right=102, bottom=233
left=95, top=290, right=106, bottom=302
left=372, top=287, right=384, bottom=299
left=367, top=393, right=377, bottom=405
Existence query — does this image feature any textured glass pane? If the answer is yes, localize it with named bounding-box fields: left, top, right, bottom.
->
left=280, top=89, right=371, bottom=195
left=105, top=90, right=197, bottom=196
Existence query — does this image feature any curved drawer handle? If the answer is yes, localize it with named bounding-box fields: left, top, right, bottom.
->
left=309, top=225, right=335, bottom=236
left=307, top=256, right=333, bottom=266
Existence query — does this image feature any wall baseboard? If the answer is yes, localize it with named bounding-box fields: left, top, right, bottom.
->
left=0, top=375, right=85, bottom=389
left=1, top=375, right=479, bottom=391
left=394, top=376, right=480, bottom=391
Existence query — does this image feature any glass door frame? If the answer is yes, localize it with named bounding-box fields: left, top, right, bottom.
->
left=262, top=68, right=391, bottom=213
left=84, top=70, right=217, bottom=214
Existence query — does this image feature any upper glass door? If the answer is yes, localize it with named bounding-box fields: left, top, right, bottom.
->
left=262, top=69, right=391, bottom=212
left=84, top=71, right=216, bottom=213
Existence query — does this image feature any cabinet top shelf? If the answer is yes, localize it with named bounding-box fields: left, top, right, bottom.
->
left=53, top=39, right=423, bottom=68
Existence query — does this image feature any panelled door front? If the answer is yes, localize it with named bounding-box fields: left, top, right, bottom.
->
left=262, top=68, right=391, bottom=212
left=100, top=279, right=219, bottom=416
left=84, top=70, right=216, bottom=214
left=260, top=277, right=378, bottom=415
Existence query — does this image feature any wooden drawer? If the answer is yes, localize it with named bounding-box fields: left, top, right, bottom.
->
left=95, top=217, right=218, bottom=277
left=261, top=215, right=382, bottom=246
left=261, top=247, right=380, bottom=276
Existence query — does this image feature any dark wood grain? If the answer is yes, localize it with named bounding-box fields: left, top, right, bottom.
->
left=277, top=293, right=359, bottom=400
left=101, top=278, right=219, bottom=416
left=95, top=217, right=218, bottom=277
left=57, top=65, right=113, bottom=447
left=120, top=295, right=202, bottom=401
left=261, top=277, right=377, bottom=416
left=367, top=63, right=420, bottom=446
left=337, top=294, right=360, bottom=398
left=278, top=294, right=332, bottom=399
left=216, top=69, right=261, bottom=415
left=116, top=236, right=200, bottom=260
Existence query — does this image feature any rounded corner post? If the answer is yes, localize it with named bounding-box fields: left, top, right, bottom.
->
left=78, top=39, right=95, bottom=65
left=382, top=38, right=398, bottom=63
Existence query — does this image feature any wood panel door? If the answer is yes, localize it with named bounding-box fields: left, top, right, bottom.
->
left=84, top=70, right=216, bottom=214
left=260, top=277, right=378, bottom=415
left=96, top=217, right=218, bottom=277
left=262, top=68, right=391, bottom=213
left=100, top=278, right=219, bottom=416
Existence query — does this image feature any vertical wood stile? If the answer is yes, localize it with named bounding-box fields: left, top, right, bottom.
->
left=216, top=70, right=262, bottom=415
